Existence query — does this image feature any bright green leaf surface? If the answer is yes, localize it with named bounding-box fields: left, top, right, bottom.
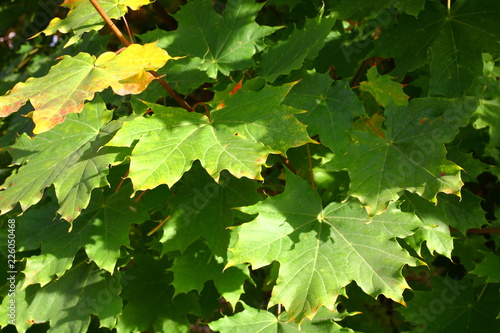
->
left=283, top=71, right=365, bottom=153
left=0, top=97, right=126, bottom=222
left=108, top=84, right=312, bottom=192
left=327, top=97, right=477, bottom=215
left=229, top=171, right=420, bottom=322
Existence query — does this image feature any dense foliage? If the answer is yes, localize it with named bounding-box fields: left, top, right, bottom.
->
left=0, top=0, right=499, bottom=332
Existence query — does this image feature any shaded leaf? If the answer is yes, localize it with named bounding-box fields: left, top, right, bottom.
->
left=0, top=262, right=121, bottom=333
left=471, top=253, right=500, bottom=283
left=0, top=97, right=126, bottom=222
left=19, top=189, right=147, bottom=287
left=399, top=277, right=500, bottom=333
left=169, top=241, right=251, bottom=306
left=116, top=255, right=195, bottom=333
left=259, top=13, right=336, bottom=82
left=372, top=0, right=500, bottom=97
left=160, top=164, right=261, bottom=258
left=160, top=0, right=279, bottom=78
left=401, top=190, right=486, bottom=257
left=283, top=71, right=365, bottom=153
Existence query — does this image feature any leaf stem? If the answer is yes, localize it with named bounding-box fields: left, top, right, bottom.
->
left=89, top=0, right=131, bottom=46
left=88, top=0, right=192, bottom=112
left=147, top=215, right=171, bottom=236
left=122, top=15, right=134, bottom=44
left=365, top=118, right=387, bottom=140
left=115, top=170, right=129, bottom=192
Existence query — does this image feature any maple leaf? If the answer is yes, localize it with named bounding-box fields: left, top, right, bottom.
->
left=107, top=83, right=313, bottom=192
left=0, top=263, right=121, bottom=333
left=116, top=255, right=195, bottom=332
left=228, top=171, right=421, bottom=323
left=360, top=66, right=408, bottom=107
left=401, top=190, right=486, bottom=257
left=18, top=189, right=148, bottom=287
left=398, top=277, right=500, bottom=332
left=169, top=240, right=251, bottom=306
left=34, top=0, right=153, bottom=47
left=258, top=13, right=336, bottom=82
left=159, top=164, right=261, bottom=259
left=283, top=71, right=366, bottom=153
left=0, top=97, right=127, bottom=222
left=155, top=0, right=280, bottom=78
left=327, top=97, right=477, bottom=215
left=0, top=42, right=173, bottom=133
left=372, top=0, right=500, bottom=97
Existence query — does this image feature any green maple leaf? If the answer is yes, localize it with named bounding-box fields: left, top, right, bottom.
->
left=360, top=65, right=408, bottom=107
left=0, top=262, right=121, bottom=333
left=399, top=277, right=500, bottom=332
left=116, top=255, right=195, bottom=333
left=372, top=0, right=500, bottom=97
left=35, top=0, right=153, bottom=47
left=0, top=43, right=173, bottom=133
left=401, top=190, right=486, bottom=257
left=18, top=189, right=148, bottom=287
left=0, top=97, right=127, bottom=222
left=471, top=253, right=500, bottom=283
left=283, top=71, right=365, bottom=153
left=259, top=13, right=336, bottom=82
left=169, top=241, right=251, bottom=306
left=155, top=0, right=279, bottom=78
left=327, top=97, right=477, bottom=215
left=107, top=83, right=312, bottom=192
left=160, top=164, right=261, bottom=258
left=228, top=171, right=421, bottom=322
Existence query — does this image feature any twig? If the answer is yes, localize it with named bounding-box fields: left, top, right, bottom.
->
left=122, top=15, right=134, bottom=44
left=115, top=170, right=129, bottom=192
left=306, top=143, right=315, bottom=189
left=149, top=71, right=192, bottom=111
left=134, top=190, right=147, bottom=202
left=147, top=215, right=171, bottom=236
